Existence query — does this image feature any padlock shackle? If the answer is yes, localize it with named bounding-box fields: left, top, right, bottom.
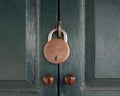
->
left=48, top=29, right=68, bottom=43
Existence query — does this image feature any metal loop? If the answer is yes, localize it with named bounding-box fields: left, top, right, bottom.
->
left=48, top=29, right=68, bottom=43
left=56, top=21, right=62, bottom=38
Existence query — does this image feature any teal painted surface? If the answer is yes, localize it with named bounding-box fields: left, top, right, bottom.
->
left=39, top=0, right=58, bottom=96
left=0, top=0, right=39, bottom=94
left=60, top=0, right=82, bottom=96
left=95, top=0, right=120, bottom=78
left=1, top=0, right=120, bottom=96
left=85, top=0, right=95, bottom=82
left=0, top=0, right=58, bottom=95
left=0, top=0, right=25, bottom=80
left=85, top=0, right=120, bottom=89
left=60, top=0, right=120, bottom=96
left=0, top=92, right=40, bottom=96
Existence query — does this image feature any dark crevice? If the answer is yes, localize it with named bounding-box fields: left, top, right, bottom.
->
left=57, top=65, right=60, bottom=96
left=57, top=0, right=61, bottom=22
left=57, top=0, right=61, bottom=96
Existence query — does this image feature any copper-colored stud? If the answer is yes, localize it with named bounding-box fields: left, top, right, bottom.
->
left=43, top=74, right=54, bottom=86
left=64, top=74, right=76, bottom=86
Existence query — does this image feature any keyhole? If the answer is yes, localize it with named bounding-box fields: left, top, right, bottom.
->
left=55, top=56, right=57, bottom=61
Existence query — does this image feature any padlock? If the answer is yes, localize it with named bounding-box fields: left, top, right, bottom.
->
left=44, top=29, right=70, bottom=64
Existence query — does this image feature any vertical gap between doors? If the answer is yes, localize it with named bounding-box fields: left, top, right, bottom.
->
left=57, top=65, right=60, bottom=96
left=57, top=0, right=61, bottom=96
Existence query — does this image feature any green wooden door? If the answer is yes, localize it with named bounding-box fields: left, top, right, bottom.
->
left=0, top=0, right=57, bottom=96
left=1, top=0, right=120, bottom=96
left=59, top=0, right=120, bottom=96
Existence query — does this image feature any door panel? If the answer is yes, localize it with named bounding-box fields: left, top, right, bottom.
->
left=60, top=0, right=82, bottom=95
left=39, top=0, right=58, bottom=96
left=0, top=0, right=35, bottom=88
left=0, top=0, right=25, bottom=80
left=60, top=0, right=120, bottom=96
left=95, top=0, right=120, bottom=78
left=85, top=0, right=120, bottom=88
left=85, top=0, right=120, bottom=95
left=0, top=0, right=38, bottom=93
left=0, top=0, right=58, bottom=95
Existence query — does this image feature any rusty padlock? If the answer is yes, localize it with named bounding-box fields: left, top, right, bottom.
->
left=44, top=29, right=70, bottom=64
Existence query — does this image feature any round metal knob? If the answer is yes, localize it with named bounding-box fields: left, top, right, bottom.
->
left=64, top=74, right=76, bottom=86
left=42, top=74, right=54, bottom=86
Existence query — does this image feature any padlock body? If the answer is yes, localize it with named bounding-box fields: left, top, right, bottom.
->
left=44, top=39, right=70, bottom=64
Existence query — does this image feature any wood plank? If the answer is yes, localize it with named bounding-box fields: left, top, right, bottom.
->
left=39, top=0, right=58, bottom=96
left=60, top=0, right=83, bottom=95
